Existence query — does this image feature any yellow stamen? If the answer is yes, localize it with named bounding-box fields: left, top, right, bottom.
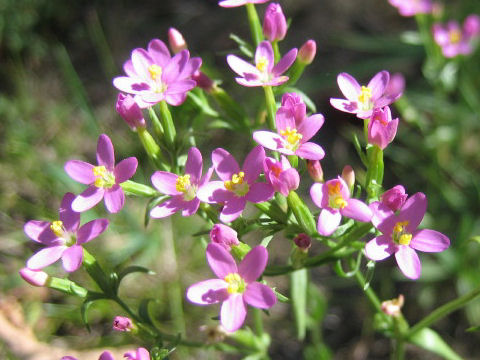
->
left=279, top=127, right=303, bottom=146
left=358, top=86, right=373, bottom=109
left=148, top=64, right=163, bottom=80
left=333, top=197, right=348, bottom=209
left=224, top=172, right=245, bottom=191
left=50, top=220, right=64, bottom=237
left=399, top=234, right=412, bottom=246
left=92, top=165, right=115, bottom=188
left=224, top=273, right=245, bottom=294
left=256, top=56, right=269, bottom=72
left=176, top=174, right=191, bottom=193
left=449, top=29, right=461, bottom=44
left=327, top=181, right=347, bottom=209
left=393, top=221, right=412, bottom=245
left=93, top=165, right=107, bottom=177
left=393, top=221, right=409, bottom=234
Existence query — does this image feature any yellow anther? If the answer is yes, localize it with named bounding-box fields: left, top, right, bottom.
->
left=333, top=197, right=348, bottom=209
left=256, top=56, right=269, bottom=72
left=224, top=172, right=245, bottom=191
left=279, top=127, right=303, bottom=146
left=399, top=234, right=412, bottom=246
left=449, top=29, right=461, bottom=44
left=148, top=64, right=163, bottom=80
left=393, top=221, right=409, bottom=234
left=224, top=273, right=245, bottom=294
left=50, top=220, right=64, bottom=237
left=93, top=165, right=107, bottom=177
left=358, top=86, right=372, bottom=105
left=176, top=174, right=191, bottom=193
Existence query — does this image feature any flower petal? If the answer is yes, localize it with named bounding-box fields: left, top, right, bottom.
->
left=369, top=201, right=395, bottom=232
left=295, top=142, right=325, bottom=160
left=220, top=197, right=246, bottom=223
left=243, top=282, right=277, bottom=309
left=226, top=55, right=259, bottom=78
left=64, top=160, right=95, bottom=184
left=337, top=73, right=361, bottom=101
left=98, top=351, right=115, bottom=360
left=163, top=50, right=189, bottom=84
left=365, top=235, right=396, bottom=261
left=395, top=245, right=421, bottom=280
left=59, top=193, right=80, bottom=232
left=297, top=114, right=324, bottom=142
left=131, top=48, right=154, bottom=80
left=317, top=208, right=342, bottom=236
left=147, top=39, right=170, bottom=67
left=182, top=198, right=200, bottom=217
left=113, top=76, right=150, bottom=94
left=329, top=98, right=358, bottom=114
left=399, top=192, right=427, bottom=233
left=243, top=146, right=265, bottom=184
left=186, top=279, right=229, bottom=305
left=104, top=185, right=125, bottom=213
left=114, top=157, right=138, bottom=183
left=272, top=48, right=297, bottom=76
left=197, top=181, right=231, bottom=204
left=238, top=246, right=268, bottom=283
left=341, top=199, right=373, bottom=222
left=27, top=246, right=66, bottom=270
left=255, top=41, right=274, bottom=73
left=212, top=148, right=240, bottom=181
left=310, top=183, right=327, bottom=209
left=245, top=182, right=274, bottom=203
left=252, top=131, right=287, bottom=152
left=206, top=243, right=238, bottom=279
left=151, top=171, right=181, bottom=195
left=61, top=245, right=84, bottom=272
left=72, top=186, right=105, bottom=212
left=150, top=197, right=183, bottom=218
left=368, top=71, right=389, bottom=101
left=221, top=294, right=247, bottom=332
left=96, top=134, right=115, bottom=170
left=185, top=147, right=202, bottom=183
left=24, top=220, right=58, bottom=245
left=77, top=219, right=109, bottom=244
left=410, top=229, right=450, bottom=253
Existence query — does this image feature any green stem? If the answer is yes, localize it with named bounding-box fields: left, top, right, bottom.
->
left=354, top=268, right=382, bottom=312
left=392, top=317, right=406, bottom=360
left=158, top=100, right=176, bottom=149
left=407, top=283, right=480, bottom=338
left=245, top=3, right=264, bottom=47
left=272, top=41, right=280, bottom=63
left=82, top=248, right=112, bottom=295
left=263, top=85, right=277, bottom=131
left=137, top=127, right=169, bottom=170
left=46, top=277, right=88, bottom=298
left=148, top=106, right=164, bottom=140
left=252, top=307, right=264, bottom=336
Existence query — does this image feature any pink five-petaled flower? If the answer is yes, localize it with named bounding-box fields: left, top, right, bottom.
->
left=61, top=348, right=150, bottom=360
left=197, top=146, right=274, bottom=223
left=186, top=243, right=276, bottom=332
left=365, top=193, right=450, bottom=280
left=112, top=39, right=201, bottom=108
left=330, top=71, right=402, bottom=119
left=24, top=193, right=109, bottom=273
left=227, top=41, right=297, bottom=87
left=433, top=16, right=480, bottom=58
left=150, top=147, right=212, bottom=218
left=263, top=156, right=300, bottom=196
left=253, top=105, right=325, bottom=160
left=310, top=177, right=372, bottom=236
left=210, top=224, right=240, bottom=251
left=388, top=0, right=432, bottom=17
left=219, top=0, right=270, bottom=8
left=367, top=106, right=399, bottom=150
left=65, top=134, right=138, bottom=214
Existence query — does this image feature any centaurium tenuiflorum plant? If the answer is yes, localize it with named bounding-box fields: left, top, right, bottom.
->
left=433, top=15, right=480, bottom=58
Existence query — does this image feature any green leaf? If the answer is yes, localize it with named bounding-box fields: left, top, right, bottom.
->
left=408, top=327, right=464, bottom=360
left=187, top=91, right=219, bottom=117
left=138, top=298, right=154, bottom=325
left=229, top=33, right=254, bottom=58
left=291, top=268, right=308, bottom=340
left=273, top=288, right=290, bottom=303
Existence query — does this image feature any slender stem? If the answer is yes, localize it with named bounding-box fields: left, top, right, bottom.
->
left=158, top=100, right=176, bottom=149
left=272, top=41, right=280, bottom=63
left=137, top=127, right=169, bottom=170
left=245, top=3, right=263, bottom=47
left=148, top=106, right=164, bottom=140
left=252, top=307, right=264, bottom=336
left=354, top=270, right=382, bottom=312
left=408, top=283, right=480, bottom=338
left=392, top=318, right=406, bottom=360
left=263, top=85, right=277, bottom=131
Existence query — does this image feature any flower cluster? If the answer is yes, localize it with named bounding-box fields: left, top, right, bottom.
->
left=433, top=15, right=480, bottom=58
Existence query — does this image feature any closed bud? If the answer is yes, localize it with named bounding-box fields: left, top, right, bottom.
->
left=113, top=316, right=134, bottom=332
left=210, top=224, right=240, bottom=251
left=168, top=27, right=188, bottom=54
left=192, top=71, right=215, bottom=92
left=380, top=185, right=407, bottom=212
left=341, top=165, right=355, bottom=193
left=307, top=160, right=323, bottom=183
left=293, top=233, right=311, bottom=251
left=298, top=40, right=316, bottom=64
left=116, top=93, right=146, bottom=130
left=19, top=267, right=49, bottom=287
left=263, top=3, right=287, bottom=42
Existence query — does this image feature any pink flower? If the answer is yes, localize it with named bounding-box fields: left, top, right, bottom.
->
left=19, top=268, right=49, bottom=287
left=277, top=92, right=307, bottom=127
left=227, top=41, right=297, bottom=87
left=24, top=193, right=109, bottom=272
left=433, top=16, right=480, bottom=58
left=263, top=156, right=300, bottom=196
left=330, top=71, right=402, bottom=119
left=124, top=348, right=150, bottom=360
left=65, top=134, right=138, bottom=213
left=263, top=3, right=287, bottom=42
left=298, top=40, right=316, bottom=65
left=113, top=316, right=133, bottom=332
left=388, top=0, right=432, bottom=17
left=367, top=106, right=399, bottom=150
left=253, top=105, right=325, bottom=160
left=365, top=193, right=450, bottom=279
left=197, top=146, right=274, bottom=223
left=186, top=243, right=276, bottom=332
left=380, top=185, right=408, bottom=212
left=116, top=93, right=146, bottom=130
left=210, top=224, right=240, bottom=251
left=112, top=39, right=201, bottom=108
left=219, top=0, right=270, bottom=8
left=150, top=147, right=212, bottom=218
left=310, top=177, right=372, bottom=236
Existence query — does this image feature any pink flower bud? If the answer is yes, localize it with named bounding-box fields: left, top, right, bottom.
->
left=115, top=93, right=146, bottom=130
left=298, top=40, right=316, bottom=64
left=113, top=316, right=133, bottom=331
left=294, top=233, right=311, bottom=251
left=192, top=71, right=214, bottom=92
left=264, top=156, right=300, bottom=196
left=368, top=106, right=399, bottom=150
left=381, top=294, right=404, bottom=317
left=263, top=3, right=287, bottom=42
left=307, top=160, right=323, bottom=183
left=279, top=92, right=307, bottom=126
left=19, top=267, right=49, bottom=287
left=341, top=165, right=355, bottom=192
left=380, top=185, right=408, bottom=212
left=464, top=14, right=480, bottom=39
left=210, top=224, right=240, bottom=251
left=168, top=27, right=188, bottom=54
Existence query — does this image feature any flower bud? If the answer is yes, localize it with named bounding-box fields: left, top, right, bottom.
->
left=192, top=70, right=215, bottom=92
left=464, top=14, right=480, bottom=39
left=380, top=185, right=408, bottom=212
left=368, top=106, right=399, bottom=150
left=116, top=93, right=146, bottom=130
left=113, top=316, right=134, bottom=332
left=307, top=160, right=324, bottom=183
left=381, top=294, right=404, bottom=317
left=341, top=165, right=355, bottom=193
left=263, top=3, right=287, bottom=42
left=278, top=92, right=307, bottom=126
left=168, top=27, right=188, bottom=54
left=210, top=224, right=240, bottom=251
left=264, top=156, right=300, bottom=197
left=298, top=39, right=317, bottom=64
left=19, top=267, right=49, bottom=287
left=293, top=233, right=311, bottom=251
